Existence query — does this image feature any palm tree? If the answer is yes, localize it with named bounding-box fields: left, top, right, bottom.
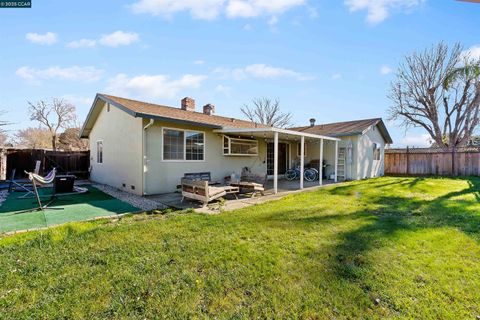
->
left=443, top=65, right=480, bottom=90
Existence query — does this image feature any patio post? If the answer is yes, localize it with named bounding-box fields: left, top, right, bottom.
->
left=300, top=135, right=304, bottom=190
left=334, top=140, right=338, bottom=182
left=319, top=138, right=323, bottom=186
left=274, top=131, right=279, bottom=194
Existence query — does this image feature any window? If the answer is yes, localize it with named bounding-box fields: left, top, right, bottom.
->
left=373, top=143, right=381, bottom=161
left=163, top=129, right=184, bottom=160
left=296, top=142, right=307, bottom=157
left=96, top=141, right=103, bottom=163
left=223, top=136, right=258, bottom=156
left=163, top=128, right=204, bottom=161
left=186, top=131, right=204, bottom=160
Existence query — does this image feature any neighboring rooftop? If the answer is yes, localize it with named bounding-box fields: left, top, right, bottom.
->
left=81, top=94, right=269, bottom=138
left=290, top=118, right=393, bottom=144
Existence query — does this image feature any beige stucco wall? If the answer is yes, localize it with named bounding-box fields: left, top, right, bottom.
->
left=89, top=102, right=144, bottom=195
left=356, top=126, right=385, bottom=179
left=294, top=128, right=387, bottom=181
left=144, top=120, right=267, bottom=194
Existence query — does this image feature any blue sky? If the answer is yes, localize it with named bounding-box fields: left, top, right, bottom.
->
left=0, top=0, right=479, bottom=147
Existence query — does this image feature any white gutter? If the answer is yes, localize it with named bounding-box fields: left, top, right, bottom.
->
left=142, top=119, right=154, bottom=195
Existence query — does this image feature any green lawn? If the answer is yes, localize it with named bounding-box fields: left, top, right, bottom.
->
left=1, top=177, right=479, bottom=319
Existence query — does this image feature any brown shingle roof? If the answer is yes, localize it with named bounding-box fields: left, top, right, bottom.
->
left=290, top=118, right=393, bottom=143
left=100, top=94, right=269, bottom=129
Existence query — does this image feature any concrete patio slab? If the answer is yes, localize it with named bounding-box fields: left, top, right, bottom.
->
left=146, top=179, right=337, bottom=213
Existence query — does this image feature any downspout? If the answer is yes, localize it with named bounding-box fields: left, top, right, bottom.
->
left=142, top=119, right=154, bottom=195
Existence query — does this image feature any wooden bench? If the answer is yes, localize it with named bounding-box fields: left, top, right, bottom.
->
left=184, top=172, right=212, bottom=181
left=181, top=178, right=234, bottom=206
left=177, top=172, right=220, bottom=190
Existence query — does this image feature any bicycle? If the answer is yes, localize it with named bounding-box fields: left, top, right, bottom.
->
left=285, top=166, right=318, bottom=181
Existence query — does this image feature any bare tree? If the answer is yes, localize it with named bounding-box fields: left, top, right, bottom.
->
left=389, top=42, right=480, bottom=148
left=241, top=97, right=292, bottom=128
left=0, top=111, right=9, bottom=128
left=58, top=127, right=89, bottom=151
left=0, top=110, right=11, bottom=147
left=14, top=127, right=52, bottom=149
left=0, top=131, right=8, bottom=146
left=28, top=98, right=76, bottom=150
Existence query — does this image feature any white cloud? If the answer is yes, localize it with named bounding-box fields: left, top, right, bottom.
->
left=399, top=133, right=431, bottom=147
left=268, top=16, right=278, bottom=26
left=98, top=31, right=139, bottom=47
left=193, top=60, right=205, bottom=65
left=106, top=73, right=207, bottom=99
left=16, top=66, right=103, bottom=82
left=130, top=0, right=224, bottom=20
left=345, top=0, right=424, bottom=24
left=331, top=73, right=342, bottom=80
left=214, top=64, right=312, bottom=81
left=61, top=95, right=93, bottom=107
left=226, top=0, right=305, bottom=18
left=243, top=23, right=253, bottom=30
left=67, top=31, right=139, bottom=49
left=67, top=38, right=96, bottom=48
left=461, top=45, right=480, bottom=61
left=380, top=65, right=393, bottom=75
left=215, top=84, right=232, bottom=95
left=307, top=6, right=319, bottom=19
left=129, top=0, right=305, bottom=20
left=25, top=32, right=58, bottom=45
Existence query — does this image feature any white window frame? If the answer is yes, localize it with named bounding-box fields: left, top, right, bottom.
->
left=296, top=142, right=307, bottom=157
left=223, top=135, right=259, bottom=156
left=161, top=127, right=206, bottom=162
left=96, top=140, right=103, bottom=164
left=373, top=142, right=381, bottom=161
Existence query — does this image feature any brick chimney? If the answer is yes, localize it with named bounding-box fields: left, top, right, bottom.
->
left=203, top=104, right=215, bottom=115
left=309, top=118, right=316, bottom=127
left=181, top=97, right=195, bottom=111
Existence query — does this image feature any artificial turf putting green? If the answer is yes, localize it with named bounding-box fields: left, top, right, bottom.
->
left=0, top=186, right=140, bottom=233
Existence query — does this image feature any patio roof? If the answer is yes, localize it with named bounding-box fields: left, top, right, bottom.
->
left=213, top=127, right=341, bottom=142
left=215, top=127, right=340, bottom=194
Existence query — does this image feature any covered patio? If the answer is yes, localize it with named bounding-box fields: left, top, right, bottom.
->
left=214, top=127, right=341, bottom=194
left=147, top=127, right=342, bottom=211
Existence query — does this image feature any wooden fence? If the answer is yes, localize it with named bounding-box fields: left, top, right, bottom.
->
left=384, top=147, right=480, bottom=176
left=0, top=148, right=90, bottom=180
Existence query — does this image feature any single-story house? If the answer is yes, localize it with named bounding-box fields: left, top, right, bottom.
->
left=80, top=94, right=392, bottom=195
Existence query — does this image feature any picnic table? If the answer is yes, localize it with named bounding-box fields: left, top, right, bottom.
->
left=229, top=181, right=265, bottom=198
left=222, top=185, right=240, bottom=199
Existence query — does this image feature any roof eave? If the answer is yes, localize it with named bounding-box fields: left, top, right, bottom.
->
left=136, top=112, right=222, bottom=129
left=375, top=120, right=393, bottom=144
left=79, top=94, right=102, bottom=138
